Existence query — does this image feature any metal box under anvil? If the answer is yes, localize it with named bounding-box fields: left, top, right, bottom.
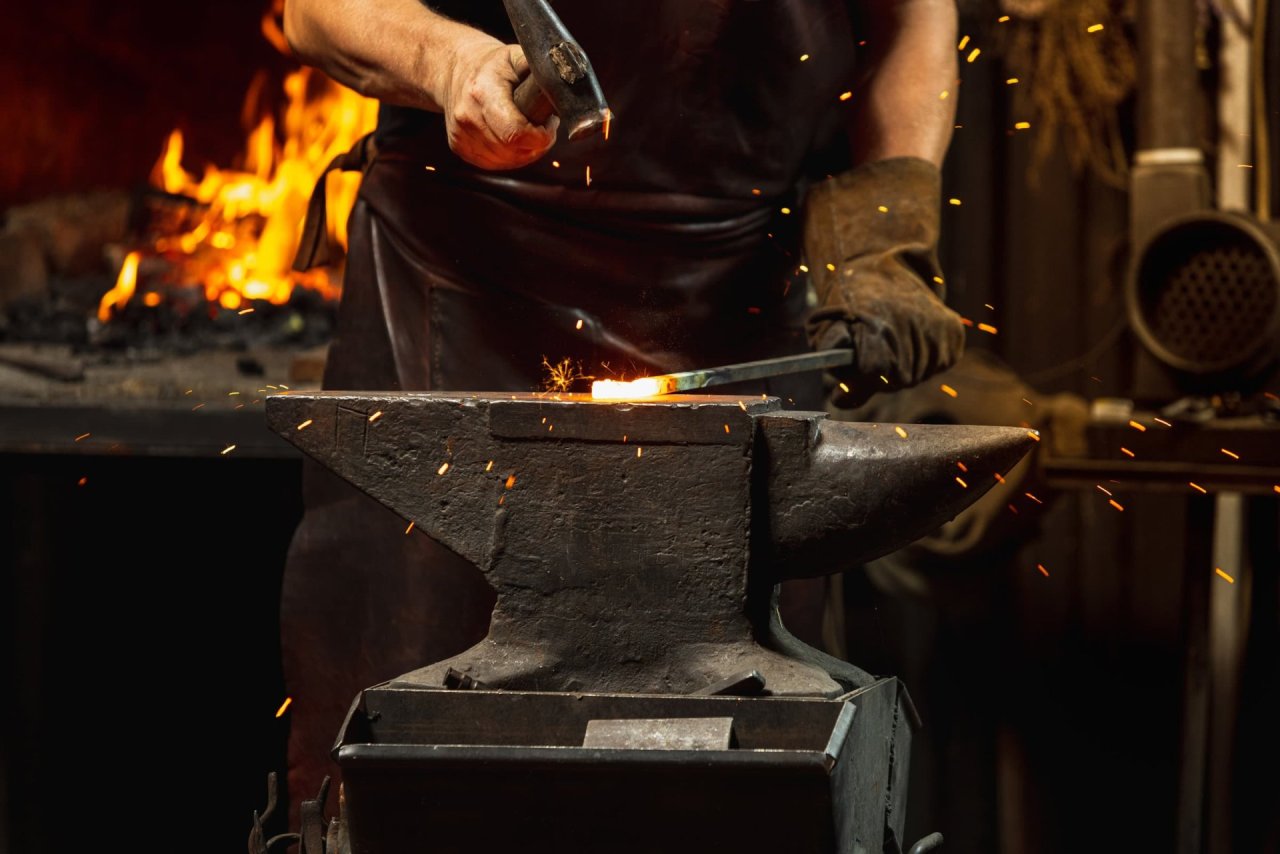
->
left=333, top=678, right=915, bottom=853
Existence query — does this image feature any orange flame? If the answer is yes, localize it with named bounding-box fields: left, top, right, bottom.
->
left=103, top=66, right=378, bottom=321
left=98, top=251, right=141, bottom=322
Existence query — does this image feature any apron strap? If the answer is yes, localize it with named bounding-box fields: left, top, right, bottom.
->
left=292, top=133, right=378, bottom=273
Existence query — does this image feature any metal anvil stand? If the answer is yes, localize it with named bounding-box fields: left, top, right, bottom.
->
left=263, top=392, right=1034, bottom=853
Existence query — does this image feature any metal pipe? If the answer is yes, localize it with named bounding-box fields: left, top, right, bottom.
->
left=1137, top=0, right=1201, bottom=152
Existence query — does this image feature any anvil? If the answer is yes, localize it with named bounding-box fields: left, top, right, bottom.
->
left=267, top=392, right=1033, bottom=698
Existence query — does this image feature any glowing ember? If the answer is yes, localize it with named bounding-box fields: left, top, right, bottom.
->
left=591, top=376, right=674, bottom=399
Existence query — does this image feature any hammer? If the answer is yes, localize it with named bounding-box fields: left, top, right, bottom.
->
left=502, top=0, right=611, bottom=141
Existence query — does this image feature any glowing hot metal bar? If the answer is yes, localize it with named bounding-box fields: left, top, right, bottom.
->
left=590, top=348, right=855, bottom=399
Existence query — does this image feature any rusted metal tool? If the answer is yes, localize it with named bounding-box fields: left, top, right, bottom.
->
left=266, top=392, right=1032, bottom=852
left=502, top=0, right=610, bottom=140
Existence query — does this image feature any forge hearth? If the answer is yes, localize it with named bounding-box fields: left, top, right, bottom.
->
left=264, top=391, right=1033, bottom=853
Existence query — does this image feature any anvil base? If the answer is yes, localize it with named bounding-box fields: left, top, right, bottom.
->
left=331, top=679, right=914, bottom=853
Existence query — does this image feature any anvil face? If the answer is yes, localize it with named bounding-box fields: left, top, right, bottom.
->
left=267, top=392, right=1033, bottom=696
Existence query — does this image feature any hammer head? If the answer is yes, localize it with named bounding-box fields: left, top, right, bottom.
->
left=502, top=0, right=611, bottom=140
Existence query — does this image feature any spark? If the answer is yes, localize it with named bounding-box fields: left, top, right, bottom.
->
left=437, top=462, right=450, bottom=476
left=585, top=165, right=591, bottom=186
left=424, top=165, right=436, bottom=171
left=800, top=53, right=810, bottom=62
left=192, top=403, right=205, bottom=411
left=994, top=473, right=1006, bottom=484
left=74, top=432, right=91, bottom=442
left=405, top=521, right=415, bottom=534
left=799, top=264, right=809, bottom=272
left=967, top=48, right=981, bottom=63
left=839, top=91, right=853, bottom=101
left=724, top=424, right=731, bottom=434
left=238, top=308, right=255, bottom=315
left=1008, top=504, right=1020, bottom=515
left=781, top=207, right=792, bottom=215
left=1120, top=447, right=1135, bottom=458
left=1129, top=420, right=1146, bottom=432
left=1006, top=77, right=1019, bottom=84
left=552, top=160, right=560, bottom=168
left=1221, top=448, right=1240, bottom=460
left=185, top=389, right=194, bottom=395
left=1190, top=482, right=1207, bottom=494
left=505, top=474, right=517, bottom=489
left=275, top=697, right=293, bottom=718
left=998, top=15, right=1011, bottom=22
left=1037, top=563, right=1049, bottom=577
left=1027, top=430, right=1041, bottom=442
left=878, top=205, right=889, bottom=213
left=977, top=323, right=998, bottom=334
left=1109, top=499, right=1125, bottom=512
left=77, top=477, right=88, bottom=487
left=1022, top=398, right=1034, bottom=406
left=956, top=476, right=968, bottom=487
left=368, top=410, right=383, bottom=423
left=485, top=460, right=494, bottom=472
left=1215, top=567, right=1234, bottom=583
left=1015, top=121, right=1031, bottom=130
left=895, top=426, right=909, bottom=439
left=1096, top=484, right=1112, bottom=496
left=934, top=275, right=946, bottom=285
left=941, top=384, right=958, bottom=397
left=636, top=447, right=643, bottom=458
left=949, top=198, right=962, bottom=206
left=229, top=391, right=241, bottom=396
left=940, top=90, right=950, bottom=100
left=603, top=108, right=612, bottom=140
left=297, top=419, right=313, bottom=430
left=1087, top=23, right=1104, bottom=32
left=575, top=319, right=584, bottom=330
left=1154, top=417, right=1172, bottom=427
left=826, top=263, right=836, bottom=272
left=279, top=384, right=290, bottom=390
left=221, top=444, right=236, bottom=455
left=957, top=461, right=968, bottom=472
left=838, top=382, right=851, bottom=393
left=738, top=400, right=747, bottom=411
left=1025, top=492, right=1043, bottom=504
left=1239, top=163, right=1254, bottom=169
left=958, top=35, right=971, bottom=50
left=752, top=188, right=762, bottom=196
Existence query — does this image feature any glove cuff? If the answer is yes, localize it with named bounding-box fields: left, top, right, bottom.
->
left=802, top=157, right=944, bottom=303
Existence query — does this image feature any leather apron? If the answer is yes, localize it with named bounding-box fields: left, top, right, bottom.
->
left=282, top=0, right=860, bottom=812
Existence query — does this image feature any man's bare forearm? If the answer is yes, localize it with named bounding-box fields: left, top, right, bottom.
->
left=283, top=0, right=493, bottom=111
left=850, top=0, right=958, bottom=166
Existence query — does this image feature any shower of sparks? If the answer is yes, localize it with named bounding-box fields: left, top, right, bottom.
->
left=941, top=384, right=958, bottom=397
left=542, top=356, right=588, bottom=393
left=1221, top=448, right=1240, bottom=460
left=368, top=410, right=383, bottom=423
left=437, top=462, right=450, bottom=476
left=275, top=697, right=293, bottom=718
left=405, top=521, right=415, bottom=534
left=1215, top=567, right=1235, bottom=583
left=1190, top=482, right=1207, bottom=494
left=296, top=419, right=313, bottom=430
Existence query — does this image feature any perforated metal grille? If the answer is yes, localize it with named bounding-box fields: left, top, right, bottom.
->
left=1137, top=226, right=1279, bottom=370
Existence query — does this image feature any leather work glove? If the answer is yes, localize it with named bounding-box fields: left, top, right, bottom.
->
left=803, top=157, right=966, bottom=408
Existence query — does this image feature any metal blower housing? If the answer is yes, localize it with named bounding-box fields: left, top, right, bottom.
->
left=1127, top=211, right=1280, bottom=382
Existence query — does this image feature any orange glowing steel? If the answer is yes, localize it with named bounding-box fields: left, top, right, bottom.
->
left=590, top=377, right=674, bottom=399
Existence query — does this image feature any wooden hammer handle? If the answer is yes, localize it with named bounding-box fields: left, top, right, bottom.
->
left=514, top=75, right=556, bottom=125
